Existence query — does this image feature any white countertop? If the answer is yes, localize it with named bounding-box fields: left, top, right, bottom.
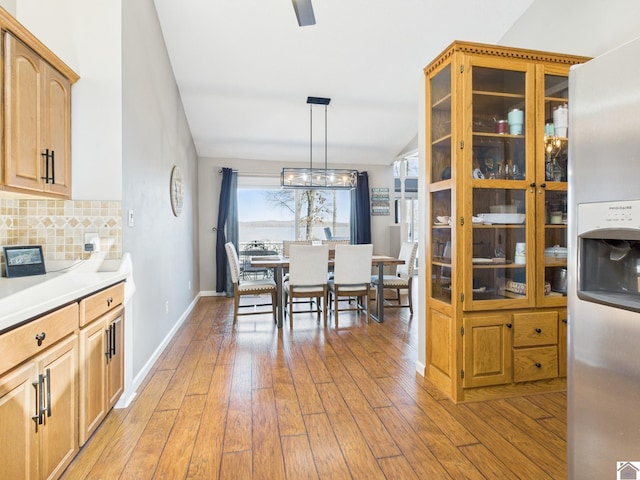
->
left=0, top=256, right=130, bottom=332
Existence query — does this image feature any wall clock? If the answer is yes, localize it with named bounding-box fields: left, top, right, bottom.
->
left=170, top=165, right=184, bottom=216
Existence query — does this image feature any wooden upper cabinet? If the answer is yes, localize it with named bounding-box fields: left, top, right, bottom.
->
left=4, top=32, right=73, bottom=197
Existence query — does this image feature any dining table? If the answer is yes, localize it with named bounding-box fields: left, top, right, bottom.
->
left=250, top=254, right=404, bottom=328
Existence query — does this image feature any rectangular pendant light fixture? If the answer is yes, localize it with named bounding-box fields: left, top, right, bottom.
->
left=281, top=97, right=358, bottom=190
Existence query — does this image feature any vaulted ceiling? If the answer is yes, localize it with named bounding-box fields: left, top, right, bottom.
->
left=153, top=0, right=535, bottom=167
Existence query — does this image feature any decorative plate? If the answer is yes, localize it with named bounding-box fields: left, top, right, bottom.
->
left=170, top=165, right=184, bottom=217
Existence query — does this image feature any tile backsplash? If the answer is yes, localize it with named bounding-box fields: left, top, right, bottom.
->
left=0, top=198, right=122, bottom=263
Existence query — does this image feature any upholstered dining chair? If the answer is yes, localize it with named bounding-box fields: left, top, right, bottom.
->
left=371, top=241, right=418, bottom=314
left=283, top=244, right=330, bottom=327
left=282, top=239, right=312, bottom=257
left=225, top=242, right=277, bottom=325
left=328, top=243, right=373, bottom=326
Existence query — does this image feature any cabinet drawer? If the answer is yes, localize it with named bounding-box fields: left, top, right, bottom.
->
left=80, top=283, right=124, bottom=327
left=0, top=303, right=78, bottom=375
left=513, top=346, right=558, bottom=382
left=513, top=312, right=558, bottom=347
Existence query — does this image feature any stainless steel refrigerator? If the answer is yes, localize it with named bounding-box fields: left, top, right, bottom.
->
left=568, top=36, right=640, bottom=479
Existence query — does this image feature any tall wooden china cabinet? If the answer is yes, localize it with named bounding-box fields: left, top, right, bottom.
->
left=424, top=41, right=589, bottom=403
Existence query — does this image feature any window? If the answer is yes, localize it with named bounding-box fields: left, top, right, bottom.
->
left=238, top=178, right=351, bottom=250
left=394, top=153, right=419, bottom=242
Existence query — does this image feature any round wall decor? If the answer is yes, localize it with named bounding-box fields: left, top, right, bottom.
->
left=170, top=165, right=184, bottom=216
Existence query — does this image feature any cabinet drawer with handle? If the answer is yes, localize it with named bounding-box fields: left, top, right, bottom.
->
left=79, top=283, right=124, bottom=327
left=0, top=303, right=78, bottom=376
left=513, top=312, right=558, bottom=347
left=513, top=346, right=558, bottom=382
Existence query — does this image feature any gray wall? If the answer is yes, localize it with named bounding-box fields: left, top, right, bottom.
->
left=122, top=0, right=200, bottom=380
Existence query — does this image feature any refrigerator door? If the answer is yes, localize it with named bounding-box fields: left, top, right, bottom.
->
left=568, top=36, right=640, bottom=479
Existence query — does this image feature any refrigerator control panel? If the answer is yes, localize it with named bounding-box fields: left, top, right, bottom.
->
left=578, top=199, right=640, bottom=235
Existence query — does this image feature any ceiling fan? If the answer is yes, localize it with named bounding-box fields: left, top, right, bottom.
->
left=291, top=0, right=316, bottom=26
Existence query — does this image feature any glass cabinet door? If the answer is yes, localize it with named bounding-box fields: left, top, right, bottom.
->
left=538, top=73, right=569, bottom=305
left=429, top=64, right=452, bottom=304
left=467, top=65, right=532, bottom=308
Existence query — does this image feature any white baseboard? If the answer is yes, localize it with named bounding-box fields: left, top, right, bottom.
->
left=415, top=360, right=426, bottom=377
left=115, top=292, right=201, bottom=408
left=200, top=290, right=227, bottom=297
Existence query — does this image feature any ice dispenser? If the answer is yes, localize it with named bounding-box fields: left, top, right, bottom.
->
left=577, top=200, right=640, bottom=312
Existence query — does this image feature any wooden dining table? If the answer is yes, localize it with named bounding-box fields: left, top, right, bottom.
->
left=250, top=254, right=404, bottom=328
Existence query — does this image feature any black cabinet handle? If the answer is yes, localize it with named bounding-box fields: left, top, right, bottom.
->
left=535, top=328, right=542, bottom=334
left=529, top=182, right=536, bottom=188
left=562, top=319, right=568, bottom=324
left=506, top=323, right=512, bottom=329
left=535, top=362, right=542, bottom=368
left=35, top=332, right=46, bottom=346
left=110, top=323, right=116, bottom=357
left=50, top=150, right=55, bottom=184
left=540, top=183, right=546, bottom=189
left=39, top=149, right=56, bottom=184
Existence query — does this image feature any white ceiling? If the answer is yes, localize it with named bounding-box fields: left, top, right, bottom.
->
left=153, top=0, right=535, bottom=167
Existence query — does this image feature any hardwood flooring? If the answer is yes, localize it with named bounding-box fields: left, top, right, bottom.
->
left=61, top=291, right=566, bottom=479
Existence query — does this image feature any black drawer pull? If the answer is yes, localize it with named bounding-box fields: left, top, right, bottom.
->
left=35, top=332, right=46, bottom=346
left=535, top=362, right=542, bottom=368
left=535, top=328, right=542, bottom=334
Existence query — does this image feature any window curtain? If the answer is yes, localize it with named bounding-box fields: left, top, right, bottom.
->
left=215, top=168, right=238, bottom=295
left=350, top=171, right=371, bottom=244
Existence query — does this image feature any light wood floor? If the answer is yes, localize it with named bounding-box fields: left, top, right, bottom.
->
left=61, top=291, right=567, bottom=479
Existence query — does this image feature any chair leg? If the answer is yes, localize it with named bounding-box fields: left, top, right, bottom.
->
left=408, top=287, right=413, bottom=314
left=323, top=291, right=328, bottom=326
left=365, top=292, right=370, bottom=323
left=289, top=294, right=294, bottom=329
left=272, top=290, right=278, bottom=324
left=233, top=295, right=240, bottom=324
left=334, top=290, right=339, bottom=327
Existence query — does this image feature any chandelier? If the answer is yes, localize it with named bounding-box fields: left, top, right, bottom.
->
left=281, top=97, right=358, bottom=190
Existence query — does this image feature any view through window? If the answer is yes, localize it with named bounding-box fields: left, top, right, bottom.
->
left=238, top=187, right=351, bottom=249
left=394, top=154, right=419, bottom=242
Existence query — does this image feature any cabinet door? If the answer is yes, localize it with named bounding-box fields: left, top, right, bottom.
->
left=536, top=68, right=569, bottom=307
left=4, top=32, right=44, bottom=194
left=463, top=314, right=512, bottom=388
left=107, top=313, right=124, bottom=409
left=428, top=63, right=454, bottom=305
left=0, top=361, right=38, bottom=480
left=79, top=318, right=108, bottom=446
left=465, top=60, right=535, bottom=310
left=4, top=32, right=71, bottom=198
left=38, top=335, right=78, bottom=480
left=558, top=311, right=568, bottom=377
left=42, top=65, right=71, bottom=196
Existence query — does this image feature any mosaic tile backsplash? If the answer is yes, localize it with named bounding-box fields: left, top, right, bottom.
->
left=0, top=199, right=122, bottom=265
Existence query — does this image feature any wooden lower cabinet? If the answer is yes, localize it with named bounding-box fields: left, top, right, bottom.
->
left=463, top=314, right=512, bottom=388
left=0, top=334, right=78, bottom=480
left=79, top=285, right=125, bottom=446
left=455, top=309, right=566, bottom=402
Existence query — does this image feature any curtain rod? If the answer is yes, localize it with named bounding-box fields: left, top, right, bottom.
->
left=218, top=168, right=280, bottom=178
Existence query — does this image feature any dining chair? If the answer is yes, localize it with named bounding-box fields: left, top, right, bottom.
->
left=282, top=239, right=312, bottom=257
left=371, top=241, right=418, bottom=314
left=225, top=242, right=277, bottom=325
left=328, top=244, right=373, bottom=326
left=322, top=239, right=350, bottom=262
left=283, top=244, right=330, bottom=327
